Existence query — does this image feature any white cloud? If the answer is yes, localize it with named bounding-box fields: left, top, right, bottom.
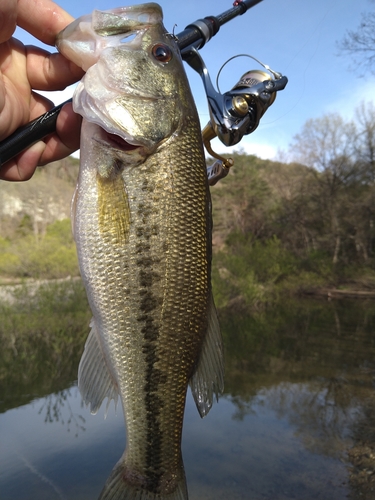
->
left=207, top=136, right=278, bottom=161
left=325, top=78, right=375, bottom=120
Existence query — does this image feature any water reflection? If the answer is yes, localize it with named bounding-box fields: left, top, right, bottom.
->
left=1, top=294, right=375, bottom=499
left=37, top=388, right=86, bottom=436
left=0, top=280, right=91, bottom=414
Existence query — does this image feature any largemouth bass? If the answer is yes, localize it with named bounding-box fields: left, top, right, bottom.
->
left=57, top=4, right=224, bottom=499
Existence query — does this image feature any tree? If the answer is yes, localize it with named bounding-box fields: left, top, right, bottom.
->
left=290, top=114, right=357, bottom=264
left=355, top=101, right=375, bottom=182
left=337, top=2, right=375, bottom=75
left=353, top=101, right=375, bottom=260
left=289, top=107, right=375, bottom=266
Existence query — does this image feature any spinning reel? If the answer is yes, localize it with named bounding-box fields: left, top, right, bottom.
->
left=184, top=49, right=288, bottom=185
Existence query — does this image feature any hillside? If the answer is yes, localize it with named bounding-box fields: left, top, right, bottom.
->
left=0, top=157, right=79, bottom=280
left=0, top=157, right=79, bottom=239
left=1, top=152, right=374, bottom=307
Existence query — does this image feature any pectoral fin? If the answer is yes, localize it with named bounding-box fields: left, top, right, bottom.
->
left=78, top=318, right=119, bottom=415
left=97, top=172, right=131, bottom=246
left=189, top=293, right=224, bottom=418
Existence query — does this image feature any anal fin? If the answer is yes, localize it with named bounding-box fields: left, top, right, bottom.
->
left=189, top=293, right=224, bottom=418
left=78, top=318, right=119, bottom=415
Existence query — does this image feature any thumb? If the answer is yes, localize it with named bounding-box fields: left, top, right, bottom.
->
left=0, top=0, right=17, bottom=43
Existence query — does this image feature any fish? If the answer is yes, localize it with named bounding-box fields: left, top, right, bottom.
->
left=56, top=3, right=224, bottom=499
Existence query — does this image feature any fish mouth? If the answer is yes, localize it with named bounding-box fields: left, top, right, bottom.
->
left=92, top=124, right=146, bottom=154
left=105, top=132, right=141, bottom=151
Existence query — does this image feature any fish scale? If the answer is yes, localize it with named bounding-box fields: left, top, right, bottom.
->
left=57, top=3, right=224, bottom=499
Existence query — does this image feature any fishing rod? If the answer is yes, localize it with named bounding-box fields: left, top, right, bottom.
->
left=0, top=0, right=286, bottom=176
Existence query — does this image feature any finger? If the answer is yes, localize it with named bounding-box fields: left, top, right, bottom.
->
left=0, top=74, right=55, bottom=141
left=0, top=75, right=31, bottom=140
left=56, top=101, right=82, bottom=152
left=0, top=38, right=39, bottom=138
left=0, top=0, right=17, bottom=43
left=0, top=102, right=81, bottom=180
left=26, top=45, right=84, bottom=91
left=17, top=0, right=75, bottom=47
left=38, top=101, right=82, bottom=165
left=0, top=141, right=45, bottom=181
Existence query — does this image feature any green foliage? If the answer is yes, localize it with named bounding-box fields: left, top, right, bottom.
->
left=227, top=233, right=296, bottom=283
left=212, top=232, right=297, bottom=309
left=16, top=214, right=33, bottom=238
left=0, top=236, right=9, bottom=250
left=25, top=239, right=78, bottom=279
left=0, top=252, right=22, bottom=276
left=211, top=154, right=277, bottom=243
left=300, top=250, right=335, bottom=277
left=46, top=218, right=72, bottom=241
left=0, top=218, right=78, bottom=279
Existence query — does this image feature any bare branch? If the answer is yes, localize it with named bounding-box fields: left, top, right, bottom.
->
left=337, top=11, right=375, bottom=75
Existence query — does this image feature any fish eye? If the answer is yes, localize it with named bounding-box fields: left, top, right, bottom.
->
left=152, top=44, right=173, bottom=63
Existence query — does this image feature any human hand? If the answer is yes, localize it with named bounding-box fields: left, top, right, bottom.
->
left=0, top=0, right=84, bottom=181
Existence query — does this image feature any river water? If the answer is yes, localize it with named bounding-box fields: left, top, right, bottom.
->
left=1, top=287, right=375, bottom=499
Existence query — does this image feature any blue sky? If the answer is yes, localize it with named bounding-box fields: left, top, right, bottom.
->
left=16, top=0, right=375, bottom=160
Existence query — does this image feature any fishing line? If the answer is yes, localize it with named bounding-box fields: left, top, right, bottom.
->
left=283, top=0, right=337, bottom=72
left=272, top=0, right=338, bottom=124
left=269, top=0, right=339, bottom=124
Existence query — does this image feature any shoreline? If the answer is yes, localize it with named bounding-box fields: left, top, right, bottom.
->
left=1, top=277, right=375, bottom=305
left=0, top=276, right=81, bottom=304
left=302, top=288, right=375, bottom=299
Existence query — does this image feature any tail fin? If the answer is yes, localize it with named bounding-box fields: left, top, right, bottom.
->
left=98, top=459, right=188, bottom=500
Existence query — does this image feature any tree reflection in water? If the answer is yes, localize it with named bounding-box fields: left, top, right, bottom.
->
left=1, top=290, right=375, bottom=499
left=37, top=387, right=86, bottom=437
left=220, top=298, right=375, bottom=499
